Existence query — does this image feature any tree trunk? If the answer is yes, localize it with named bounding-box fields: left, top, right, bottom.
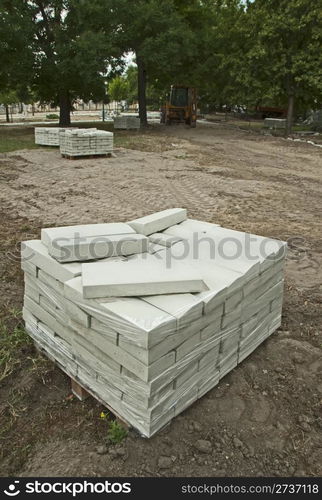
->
left=286, top=93, right=294, bottom=136
left=59, top=90, right=71, bottom=126
left=5, top=104, right=10, bottom=123
left=137, top=54, right=148, bottom=127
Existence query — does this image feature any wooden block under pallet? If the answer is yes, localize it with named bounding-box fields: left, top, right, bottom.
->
left=71, top=378, right=90, bottom=401
left=69, top=374, right=130, bottom=430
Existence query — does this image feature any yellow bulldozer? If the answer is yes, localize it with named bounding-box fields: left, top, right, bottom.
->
left=161, top=85, right=197, bottom=127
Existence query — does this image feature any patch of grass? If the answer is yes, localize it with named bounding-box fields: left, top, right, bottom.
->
left=20, top=224, right=32, bottom=232
left=0, top=127, right=40, bottom=153
left=0, top=315, right=32, bottom=381
left=292, top=124, right=315, bottom=132
left=232, top=120, right=264, bottom=131
left=107, top=419, right=128, bottom=444
left=0, top=121, right=145, bottom=153
left=114, top=134, right=142, bottom=149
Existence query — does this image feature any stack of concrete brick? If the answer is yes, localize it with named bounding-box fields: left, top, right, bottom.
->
left=35, top=127, right=78, bottom=146
left=264, top=118, right=286, bottom=129
left=21, top=208, right=286, bottom=437
left=114, top=115, right=140, bottom=130
left=59, top=129, right=114, bottom=157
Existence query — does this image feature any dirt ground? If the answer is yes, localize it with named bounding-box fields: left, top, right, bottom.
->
left=0, top=122, right=321, bottom=477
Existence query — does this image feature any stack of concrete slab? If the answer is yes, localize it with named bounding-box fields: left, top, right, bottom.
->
left=35, top=127, right=78, bottom=146
left=264, top=118, right=286, bottom=129
left=21, top=208, right=286, bottom=437
left=59, top=129, right=114, bottom=157
left=114, top=115, right=140, bottom=130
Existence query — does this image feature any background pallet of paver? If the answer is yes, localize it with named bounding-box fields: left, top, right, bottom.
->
left=59, top=129, right=114, bottom=157
left=21, top=208, right=286, bottom=437
left=114, top=115, right=140, bottom=130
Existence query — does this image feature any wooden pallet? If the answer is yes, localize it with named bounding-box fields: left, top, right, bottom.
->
left=61, top=153, right=112, bottom=160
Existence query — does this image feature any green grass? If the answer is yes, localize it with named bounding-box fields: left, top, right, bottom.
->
left=0, top=312, right=32, bottom=381
left=233, top=119, right=264, bottom=129
left=292, top=124, right=315, bottom=132
left=107, top=419, right=128, bottom=444
left=0, top=127, right=41, bottom=153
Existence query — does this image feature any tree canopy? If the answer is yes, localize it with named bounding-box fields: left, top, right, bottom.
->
left=108, top=76, right=129, bottom=103
left=244, top=0, right=322, bottom=132
left=0, top=0, right=123, bottom=125
left=0, top=0, right=321, bottom=131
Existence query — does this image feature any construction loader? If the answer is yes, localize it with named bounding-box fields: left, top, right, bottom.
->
left=161, top=85, right=197, bottom=127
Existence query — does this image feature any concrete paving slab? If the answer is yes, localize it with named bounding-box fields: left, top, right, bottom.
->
left=175, top=361, right=198, bottom=388
left=149, top=233, right=183, bottom=247
left=24, top=281, right=40, bottom=303
left=27, top=321, right=76, bottom=372
left=78, top=366, right=123, bottom=401
left=244, top=270, right=283, bottom=304
left=74, top=337, right=121, bottom=374
left=174, top=387, right=199, bottom=416
left=238, top=311, right=279, bottom=363
left=24, top=295, right=75, bottom=345
left=270, top=294, right=283, bottom=314
left=64, top=277, right=177, bottom=348
left=29, top=270, right=91, bottom=328
left=122, top=381, right=174, bottom=411
left=199, top=344, right=220, bottom=370
left=141, top=293, right=203, bottom=329
left=178, top=218, right=221, bottom=232
left=81, top=259, right=208, bottom=298
left=72, top=321, right=150, bottom=380
left=225, top=290, right=243, bottom=314
left=64, top=299, right=91, bottom=328
left=192, top=262, right=244, bottom=314
left=176, top=331, right=201, bottom=361
left=200, top=305, right=223, bottom=340
left=97, top=298, right=178, bottom=348
left=241, top=280, right=284, bottom=322
left=179, top=302, right=224, bottom=339
left=119, top=319, right=203, bottom=365
left=197, top=367, right=220, bottom=399
left=39, top=294, right=57, bottom=317
left=128, top=208, right=187, bottom=236
left=147, top=242, right=167, bottom=254
left=21, top=260, right=38, bottom=277
left=165, top=225, right=285, bottom=280
left=23, top=307, right=38, bottom=328
left=22, top=240, right=81, bottom=282
left=90, top=317, right=118, bottom=343
left=38, top=269, right=64, bottom=294
left=222, top=305, right=242, bottom=329
left=48, top=233, right=148, bottom=262
left=41, top=222, right=134, bottom=248
left=240, top=304, right=270, bottom=340
left=167, top=234, right=261, bottom=282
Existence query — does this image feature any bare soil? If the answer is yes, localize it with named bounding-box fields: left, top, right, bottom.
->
left=0, top=122, right=321, bottom=477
